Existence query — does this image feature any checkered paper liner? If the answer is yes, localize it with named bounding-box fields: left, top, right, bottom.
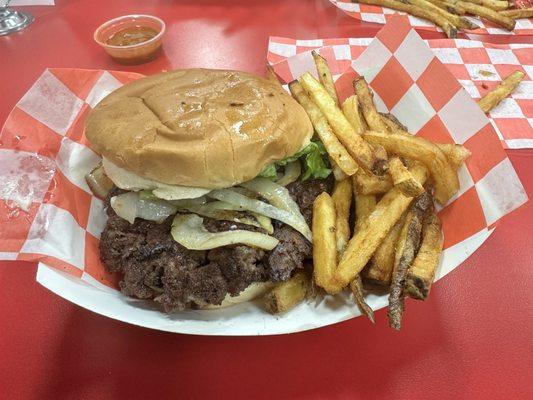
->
left=268, top=36, right=533, bottom=149
left=330, top=0, right=533, bottom=36
left=0, top=20, right=528, bottom=335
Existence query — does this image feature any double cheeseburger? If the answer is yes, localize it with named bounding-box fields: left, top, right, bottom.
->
left=85, top=69, right=333, bottom=311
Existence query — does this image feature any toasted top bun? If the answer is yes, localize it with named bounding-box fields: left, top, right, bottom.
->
left=86, top=69, right=313, bottom=189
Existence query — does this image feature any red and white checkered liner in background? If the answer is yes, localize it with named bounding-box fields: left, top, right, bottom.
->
left=268, top=36, right=533, bottom=149
left=0, top=18, right=528, bottom=335
left=330, top=0, right=533, bottom=36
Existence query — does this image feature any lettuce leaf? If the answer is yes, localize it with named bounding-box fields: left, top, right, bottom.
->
left=258, top=141, right=331, bottom=181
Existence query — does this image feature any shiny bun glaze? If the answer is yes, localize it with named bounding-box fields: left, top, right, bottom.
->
left=86, top=69, right=313, bottom=189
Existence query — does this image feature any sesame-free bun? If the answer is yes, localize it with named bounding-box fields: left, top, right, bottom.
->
left=86, top=69, right=313, bottom=189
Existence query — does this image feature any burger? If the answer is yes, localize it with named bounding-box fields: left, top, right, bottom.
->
left=85, top=68, right=333, bottom=312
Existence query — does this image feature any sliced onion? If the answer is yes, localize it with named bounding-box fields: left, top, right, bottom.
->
left=276, top=161, right=301, bottom=186
left=85, top=162, right=114, bottom=200
left=102, top=157, right=210, bottom=200
left=252, top=213, right=274, bottom=234
left=110, top=192, right=178, bottom=224
left=208, top=189, right=312, bottom=241
left=137, top=197, right=178, bottom=222
left=177, top=203, right=263, bottom=229
left=110, top=192, right=138, bottom=224
left=151, top=186, right=211, bottom=201
left=171, top=214, right=279, bottom=250
left=241, top=177, right=304, bottom=217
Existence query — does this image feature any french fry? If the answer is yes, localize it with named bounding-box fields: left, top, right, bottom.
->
left=353, top=170, right=393, bottom=195
left=388, top=192, right=432, bottom=330
left=388, top=157, right=425, bottom=197
left=478, top=70, right=525, bottom=113
left=500, top=8, right=533, bottom=18
left=354, top=0, right=458, bottom=37
left=406, top=212, right=444, bottom=300
left=407, top=0, right=479, bottom=29
left=312, top=50, right=340, bottom=106
left=456, top=1, right=515, bottom=30
left=333, top=163, right=429, bottom=290
left=341, top=95, right=366, bottom=135
left=363, top=131, right=459, bottom=205
left=364, top=216, right=405, bottom=286
left=300, top=72, right=379, bottom=174
left=264, top=271, right=310, bottom=314
left=354, top=78, right=390, bottom=133
left=426, top=0, right=466, bottom=15
left=462, top=0, right=509, bottom=11
left=436, top=143, right=471, bottom=170
left=312, top=192, right=340, bottom=294
left=289, top=81, right=359, bottom=176
left=380, top=114, right=470, bottom=170
left=332, top=178, right=352, bottom=255
left=349, top=276, right=375, bottom=323
left=265, top=65, right=283, bottom=88
left=380, top=113, right=407, bottom=132
left=332, top=162, right=348, bottom=181
left=354, top=191, right=376, bottom=232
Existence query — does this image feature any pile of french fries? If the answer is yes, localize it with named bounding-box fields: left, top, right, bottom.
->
left=353, top=0, right=533, bottom=37
left=262, top=54, right=524, bottom=329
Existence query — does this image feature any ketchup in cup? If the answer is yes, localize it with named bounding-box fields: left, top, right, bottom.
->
left=93, top=15, right=165, bottom=64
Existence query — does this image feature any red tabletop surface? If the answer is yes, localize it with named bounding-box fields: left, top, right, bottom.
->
left=1, top=1, right=532, bottom=399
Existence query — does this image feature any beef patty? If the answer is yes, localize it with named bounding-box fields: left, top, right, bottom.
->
left=99, top=178, right=332, bottom=312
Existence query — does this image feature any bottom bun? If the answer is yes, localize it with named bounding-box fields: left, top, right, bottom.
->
left=199, top=281, right=274, bottom=310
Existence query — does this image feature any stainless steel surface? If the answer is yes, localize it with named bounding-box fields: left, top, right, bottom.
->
left=0, top=1, right=34, bottom=36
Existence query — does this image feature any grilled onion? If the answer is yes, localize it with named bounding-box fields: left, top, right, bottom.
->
left=208, top=189, right=312, bottom=241
left=276, top=161, right=301, bottom=186
left=171, top=214, right=279, bottom=250
left=102, top=157, right=210, bottom=200
left=85, top=163, right=114, bottom=199
left=110, top=192, right=178, bottom=224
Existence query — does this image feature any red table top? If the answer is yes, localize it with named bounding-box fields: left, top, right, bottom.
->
left=1, top=1, right=532, bottom=399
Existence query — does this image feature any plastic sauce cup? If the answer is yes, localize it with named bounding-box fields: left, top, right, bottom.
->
left=93, top=15, right=166, bottom=65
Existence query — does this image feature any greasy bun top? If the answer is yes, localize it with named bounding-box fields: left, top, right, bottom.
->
left=86, top=69, right=313, bottom=189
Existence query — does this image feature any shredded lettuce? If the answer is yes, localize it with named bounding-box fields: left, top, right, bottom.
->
left=258, top=141, right=331, bottom=181
left=258, top=164, right=278, bottom=180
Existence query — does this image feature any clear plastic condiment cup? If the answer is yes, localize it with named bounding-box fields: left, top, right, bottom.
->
left=93, top=14, right=166, bottom=65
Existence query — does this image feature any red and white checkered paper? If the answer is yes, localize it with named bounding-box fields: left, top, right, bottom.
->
left=0, top=19, right=527, bottom=335
left=330, top=0, right=533, bottom=36
left=268, top=35, right=533, bottom=149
